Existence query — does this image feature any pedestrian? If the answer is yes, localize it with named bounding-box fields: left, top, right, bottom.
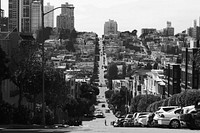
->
left=104, top=119, right=107, bottom=126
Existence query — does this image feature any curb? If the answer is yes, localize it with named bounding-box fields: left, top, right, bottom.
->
left=0, top=124, right=69, bottom=129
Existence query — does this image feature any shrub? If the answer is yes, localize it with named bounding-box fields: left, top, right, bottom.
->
left=0, top=101, right=14, bottom=124
left=31, top=106, right=54, bottom=125
left=13, top=106, right=31, bottom=124
left=157, top=100, right=165, bottom=108
left=131, top=94, right=161, bottom=113
left=168, top=94, right=179, bottom=106
left=184, top=89, right=200, bottom=106
left=177, top=91, right=187, bottom=107
left=161, top=98, right=170, bottom=106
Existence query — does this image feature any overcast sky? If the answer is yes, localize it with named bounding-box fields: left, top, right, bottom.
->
left=2, top=0, right=200, bottom=36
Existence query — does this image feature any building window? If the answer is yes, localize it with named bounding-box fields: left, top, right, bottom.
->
left=23, top=6, right=30, bottom=17
left=23, top=0, right=30, bottom=5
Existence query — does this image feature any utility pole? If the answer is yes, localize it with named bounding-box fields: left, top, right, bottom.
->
left=41, top=0, right=45, bottom=126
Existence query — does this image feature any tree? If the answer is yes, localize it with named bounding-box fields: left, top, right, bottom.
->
left=64, top=40, right=75, bottom=52
left=107, top=63, right=118, bottom=89
left=36, top=27, right=53, bottom=43
left=131, top=30, right=137, bottom=36
left=44, top=68, right=68, bottom=109
left=153, top=62, right=158, bottom=69
left=109, top=87, right=129, bottom=115
left=59, top=29, right=70, bottom=40
left=127, top=65, right=132, bottom=74
left=9, top=36, right=38, bottom=108
left=70, top=29, right=77, bottom=40
left=79, top=83, right=99, bottom=115
left=168, top=93, right=179, bottom=106
left=105, top=90, right=114, bottom=99
left=0, top=46, right=10, bottom=101
left=131, top=94, right=161, bottom=113
left=145, top=62, right=152, bottom=70
left=63, top=95, right=78, bottom=118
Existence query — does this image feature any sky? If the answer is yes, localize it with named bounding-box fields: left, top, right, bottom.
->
left=2, top=0, right=200, bottom=36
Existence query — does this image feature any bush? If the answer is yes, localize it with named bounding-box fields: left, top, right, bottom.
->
left=168, top=94, right=179, bottom=106
left=162, top=98, right=170, bottom=106
left=157, top=100, right=165, bottom=108
left=131, top=94, right=161, bottom=113
left=13, top=106, right=31, bottom=124
left=0, top=101, right=14, bottom=124
left=31, top=106, right=54, bottom=125
left=184, top=89, right=200, bottom=106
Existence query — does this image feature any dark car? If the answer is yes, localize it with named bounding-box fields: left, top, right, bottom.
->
left=95, top=112, right=105, bottom=118
left=113, top=118, right=125, bottom=127
left=180, top=100, right=200, bottom=129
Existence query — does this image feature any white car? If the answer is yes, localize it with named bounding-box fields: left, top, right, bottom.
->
left=153, top=106, right=179, bottom=125
left=156, top=106, right=195, bottom=128
left=134, top=112, right=150, bottom=126
left=137, top=114, right=150, bottom=127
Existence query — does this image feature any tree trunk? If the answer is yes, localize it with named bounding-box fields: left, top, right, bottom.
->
left=0, top=79, right=2, bottom=102
left=18, top=86, right=22, bottom=109
left=33, top=94, right=36, bottom=115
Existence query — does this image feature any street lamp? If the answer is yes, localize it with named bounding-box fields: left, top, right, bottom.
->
left=41, top=0, right=74, bottom=125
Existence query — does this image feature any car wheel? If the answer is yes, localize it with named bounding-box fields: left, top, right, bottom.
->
left=169, top=120, right=180, bottom=128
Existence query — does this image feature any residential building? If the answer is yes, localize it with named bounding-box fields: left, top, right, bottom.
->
left=31, top=0, right=41, bottom=33
left=57, top=2, right=74, bottom=31
left=131, top=69, right=151, bottom=96
left=104, top=19, right=118, bottom=35
left=44, top=2, right=54, bottom=28
left=145, top=69, right=164, bottom=97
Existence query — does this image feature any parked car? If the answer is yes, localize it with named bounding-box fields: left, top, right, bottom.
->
left=180, top=102, right=200, bottom=129
left=153, top=106, right=179, bottom=126
left=134, top=112, right=150, bottom=126
left=156, top=106, right=194, bottom=128
left=95, top=112, right=105, bottom=118
left=113, top=118, right=125, bottom=127
left=137, top=114, right=150, bottom=127
left=123, top=113, right=137, bottom=127
left=105, top=108, right=110, bottom=113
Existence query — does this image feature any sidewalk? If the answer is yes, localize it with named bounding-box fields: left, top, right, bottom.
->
left=0, top=124, right=69, bottom=130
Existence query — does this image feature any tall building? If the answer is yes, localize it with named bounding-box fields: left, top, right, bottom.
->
left=104, top=19, right=118, bottom=35
left=57, top=2, right=74, bottom=31
left=8, top=0, right=19, bottom=32
left=8, top=0, right=32, bottom=33
left=167, top=21, right=171, bottom=28
left=189, top=19, right=200, bottom=39
left=31, top=0, right=41, bottom=33
left=163, top=21, right=174, bottom=37
left=0, top=1, right=8, bottom=32
left=44, top=2, right=54, bottom=28
left=187, top=27, right=194, bottom=37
